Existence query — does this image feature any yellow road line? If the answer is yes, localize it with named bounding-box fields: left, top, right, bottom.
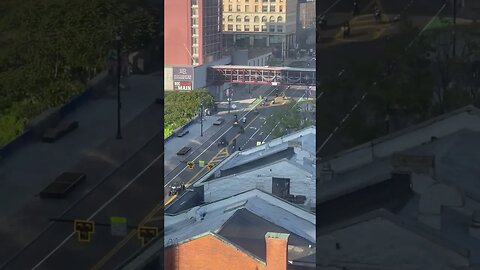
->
left=92, top=112, right=262, bottom=269
left=164, top=194, right=177, bottom=206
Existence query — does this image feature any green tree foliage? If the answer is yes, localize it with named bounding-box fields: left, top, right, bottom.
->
left=262, top=100, right=315, bottom=139
left=164, top=89, right=215, bottom=138
left=0, top=0, right=158, bottom=146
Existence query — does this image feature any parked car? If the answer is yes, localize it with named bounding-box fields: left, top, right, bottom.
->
left=213, top=118, right=225, bottom=125
left=176, top=129, right=189, bottom=137
left=176, top=146, right=191, bottom=155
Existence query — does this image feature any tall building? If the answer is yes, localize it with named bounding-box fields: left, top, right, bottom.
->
left=299, top=0, right=315, bottom=29
left=165, top=0, right=223, bottom=66
left=222, top=0, right=297, bottom=57
left=164, top=0, right=230, bottom=92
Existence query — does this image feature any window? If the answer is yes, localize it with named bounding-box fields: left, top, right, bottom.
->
left=254, top=25, right=260, bottom=31
left=254, top=16, right=259, bottom=22
left=228, top=15, right=233, bottom=22
left=262, top=16, right=267, bottom=22
left=277, top=16, right=283, bottom=22
left=192, top=37, right=198, bottom=44
left=228, top=25, right=233, bottom=31
left=237, top=5, right=241, bottom=11
left=262, top=5, right=268, bottom=12
left=244, top=25, right=250, bottom=31
left=192, top=8, right=198, bottom=16
left=236, top=25, right=241, bottom=31
left=192, top=47, right=198, bottom=56
left=192, top=28, right=198, bottom=35
left=262, top=0, right=268, bottom=2
left=279, top=5, right=283, bottom=12
left=192, top=18, right=198, bottom=25
left=229, top=5, right=233, bottom=11
left=269, top=25, right=275, bottom=32
left=244, top=16, right=250, bottom=22
left=255, top=0, right=259, bottom=2
left=270, top=5, right=275, bottom=12
left=245, top=5, right=249, bottom=12
left=191, top=0, right=197, bottom=5
left=255, top=6, right=259, bottom=12
left=269, top=16, right=275, bottom=22
left=236, top=15, right=241, bottom=22
left=277, top=25, right=283, bottom=32
left=262, top=25, right=267, bottom=31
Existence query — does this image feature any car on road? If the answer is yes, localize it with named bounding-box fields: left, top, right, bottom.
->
left=175, top=129, right=189, bottom=137
left=176, top=146, right=191, bottom=155
left=213, top=118, right=225, bottom=125
left=218, top=137, right=228, bottom=147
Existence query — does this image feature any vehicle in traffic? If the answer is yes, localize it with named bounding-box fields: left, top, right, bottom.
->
left=218, top=137, right=228, bottom=147
left=176, top=146, right=191, bottom=155
left=213, top=118, right=225, bottom=125
left=241, top=117, right=246, bottom=123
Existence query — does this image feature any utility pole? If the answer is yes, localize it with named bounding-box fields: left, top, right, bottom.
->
left=200, top=103, right=204, bottom=137
left=452, top=0, right=457, bottom=58
left=228, top=87, right=232, bottom=114
left=116, top=34, right=122, bottom=140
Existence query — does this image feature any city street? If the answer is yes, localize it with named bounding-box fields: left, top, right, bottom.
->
left=82, top=84, right=315, bottom=270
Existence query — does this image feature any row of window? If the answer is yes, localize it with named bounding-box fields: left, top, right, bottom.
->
left=225, top=15, right=283, bottom=23
left=226, top=4, right=284, bottom=12
left=227, top=0, right=283, bottom=2
left=226, top=24, right=283, bottom=32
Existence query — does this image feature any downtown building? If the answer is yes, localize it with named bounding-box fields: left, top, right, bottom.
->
left=222, top=0, right=297, bottom=58
left=164, top=0, right=231, bottom=91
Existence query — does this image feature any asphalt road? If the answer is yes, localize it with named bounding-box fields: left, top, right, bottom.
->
left=88, top=85, right=315, bottom=269
left=1, top=127, right=163, bottom=270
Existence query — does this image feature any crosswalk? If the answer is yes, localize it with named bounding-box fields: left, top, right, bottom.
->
left=210, top=147, right=229, bottom=165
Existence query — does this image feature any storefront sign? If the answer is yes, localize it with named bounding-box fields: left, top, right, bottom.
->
left=174, top=81, right=192, bottom=91
left=173, top=67, right=193, bottom=81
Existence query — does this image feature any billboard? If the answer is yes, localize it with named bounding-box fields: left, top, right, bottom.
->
left=174, top=81, right=192, bottom=91
left=173, top=66, right=194, bottom=90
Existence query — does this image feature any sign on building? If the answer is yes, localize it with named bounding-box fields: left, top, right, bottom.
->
left=173, top=67, right=193, bottom=91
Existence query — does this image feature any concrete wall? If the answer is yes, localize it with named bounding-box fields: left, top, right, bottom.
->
left=231, top=50, right=249, bottom=65
left=165, top=0, right=192, bottom=65
left=248, top=53, right=272, bottom=66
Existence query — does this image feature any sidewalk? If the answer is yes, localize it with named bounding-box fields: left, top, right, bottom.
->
left=0, top=73, right=161, bottom=218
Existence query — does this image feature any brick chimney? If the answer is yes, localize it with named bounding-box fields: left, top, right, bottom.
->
left=265, top=232, right=290, bottom=270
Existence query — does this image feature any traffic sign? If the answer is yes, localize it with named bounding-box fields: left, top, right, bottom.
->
left=207, top=162, right=214, bottom=170
left=187, top=161, right=194, bottom=169
left=110, top=216, right=127, bottom=236
left=138, top=226, right=159, bottom=246
left=199, top=160, right=205, bottom=167
left=74, top=220, right=95, bottom=243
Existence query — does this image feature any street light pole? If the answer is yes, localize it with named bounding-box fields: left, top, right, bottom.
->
left=228, top=87, right=232, bottom=114
left=200, top=103, right=204, bottom=137
left=116, top=34, right=122, bottom=140
left=452, top=0, right=457, bottom=58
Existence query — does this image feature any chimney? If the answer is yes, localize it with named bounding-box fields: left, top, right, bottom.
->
left=265, top=232, right=290, bottom=270
left=469, top=210, right=480, bottom=240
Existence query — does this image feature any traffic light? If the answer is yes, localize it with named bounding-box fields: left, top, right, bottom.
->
left=187, top=161, right=194, bottom=169
left=207, top=162, right=214, bottom=170
left=138, top=226, right=159, bottom=246
left=74, top=220, right=95, bottom=243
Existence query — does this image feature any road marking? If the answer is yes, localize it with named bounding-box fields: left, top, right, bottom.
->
left=32, top=153, right=162, bottom=270
left=164, top=195, right=177, bottom=206
left=165, top=87, right=278, bottom=188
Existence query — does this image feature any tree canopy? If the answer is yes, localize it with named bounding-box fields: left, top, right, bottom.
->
left=0, top=0, right=158, bottom=146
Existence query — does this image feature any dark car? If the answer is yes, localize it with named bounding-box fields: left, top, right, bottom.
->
left=218, top=137, right=228, bottom=147
left=176, top=129, right=189, bottom=137
left=176, top=146, right=191, bottom=155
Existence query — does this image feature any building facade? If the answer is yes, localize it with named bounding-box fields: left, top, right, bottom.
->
left=222, top=0, right=297, bottom=57
left=165, top=0, right=223, bottom=66
left=299, top=0, right=315, bottom=29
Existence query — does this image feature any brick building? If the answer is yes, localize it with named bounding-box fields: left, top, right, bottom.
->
left=164, top=232, right=290, bottom=270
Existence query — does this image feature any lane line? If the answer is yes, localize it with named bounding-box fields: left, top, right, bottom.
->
left=32, top=153, right=162, bottom=270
